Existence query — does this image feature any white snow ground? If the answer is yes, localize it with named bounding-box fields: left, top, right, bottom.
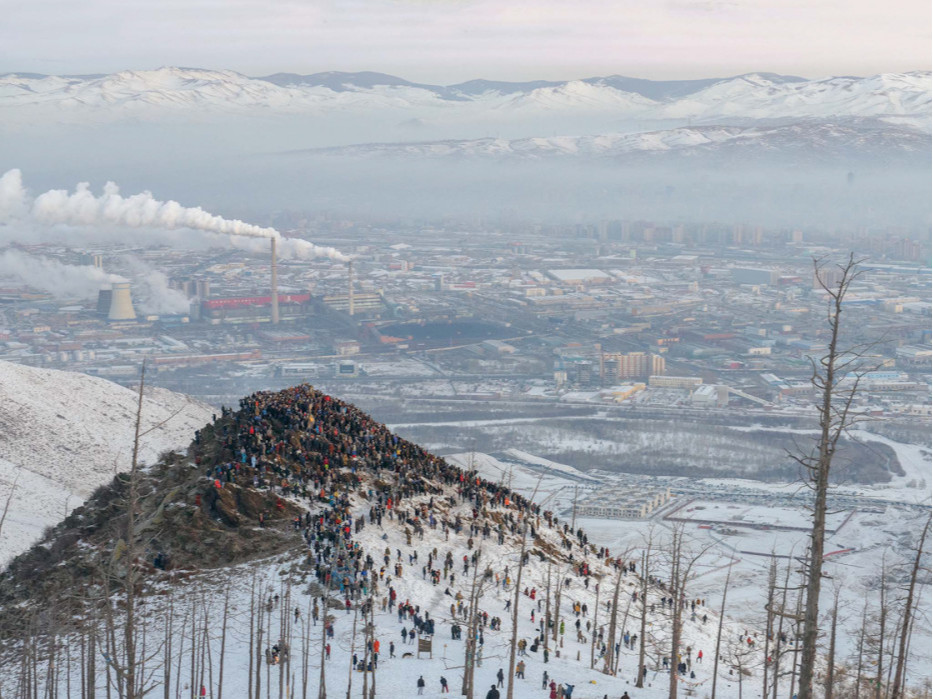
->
left=0, top=361, right=214, bottom=565
left=0, top=458, right=787, bottom=699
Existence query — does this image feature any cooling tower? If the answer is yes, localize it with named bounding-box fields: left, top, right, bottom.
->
left=96, top=288, right=113, bottom=316
left=108, top=282, right=136, bottom=321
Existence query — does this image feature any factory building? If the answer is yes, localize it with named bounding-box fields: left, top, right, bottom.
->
left=649, top=375, right=704, bottom=389
left=200, top=294, right=311, bottom=324
left=322, top=292, right=384, bottom=315
left=576, top=488, right=673, bottom=519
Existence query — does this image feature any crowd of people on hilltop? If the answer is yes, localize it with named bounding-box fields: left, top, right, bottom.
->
left=191, top=384, right=711, bottom=697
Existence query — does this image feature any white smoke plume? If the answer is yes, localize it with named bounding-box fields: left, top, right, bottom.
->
left=0, top=169, right=28, bottom=223
left=0, top=249, right=126, bottom=298
left=0, top=169, right=348, bottom=261
left=123, top=257, right=191, bottom=315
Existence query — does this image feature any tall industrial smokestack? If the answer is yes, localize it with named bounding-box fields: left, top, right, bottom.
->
left=108, top=282, right=136, bottom=321
left=270, top=237, right=280, bottom=325
left=348, top=261, right=355, bottom=317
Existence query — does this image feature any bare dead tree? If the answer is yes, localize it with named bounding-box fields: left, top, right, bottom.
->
left=318, top=606, right=330, bottom=699
left=123, top=361, right=147, bottom=699
left=590, top=582, right=600, bottom=669
left=874, top=557, right=890, bottom=699
left=506, top=476, right=544, bottom=699
left=544, top=562, right=552, bottom=661
left=824, top=584, right=842, bottom=699
left=163, top=590, right=174, bottom=699
left=603, top=564, right=623, bottom=676
left=796, top=254, right=868, bottom=699
left=637, top=536, right=655, bottom=688
left=344, top=604, right=358, bottom=699
left=763, top=554, right=777, bottom=699
left=771, top=554, right=798, bottom=699
left=218, top=585, right=231, bottom=699
left=710, top=562, right=732, bottom=699
left=853, top=599, right=870, bottom=699
left=461, top=548, right=491, bottom=699
left=0, top=466, right=21, bottom=543
left=890, top=516, right=931, bottom=699
left=666, top=524, right=713, bottom=699
left=249, top=575, right=257, bottom=699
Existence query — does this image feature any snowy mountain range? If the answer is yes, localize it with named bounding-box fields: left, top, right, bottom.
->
left=291, top=119, right=931, bottom=165
left=1, top=67, right=929, bottom=125
left=0, top=361, right=213, bottom=565
left=0, top=67, right=927, bottom=225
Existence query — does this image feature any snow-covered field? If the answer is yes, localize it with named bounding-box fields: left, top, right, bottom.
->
left=0, top=361, right=214, bottom=565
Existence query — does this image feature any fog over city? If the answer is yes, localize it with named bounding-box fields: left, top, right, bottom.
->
left=0, top=2, right=930, bottom=698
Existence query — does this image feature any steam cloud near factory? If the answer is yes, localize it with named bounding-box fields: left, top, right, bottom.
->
left=0, top=249, right=126, bottom=298
left=0, top=249, right=192, bottom=315
left=0, top=169, right=348, bottom=262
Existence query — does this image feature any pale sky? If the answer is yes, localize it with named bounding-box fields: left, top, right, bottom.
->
left=1, top=0, right=930, bottom=81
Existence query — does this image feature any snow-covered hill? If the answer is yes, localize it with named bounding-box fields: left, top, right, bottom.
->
left=0, top=384, right=927, bottom=698
left=290, top=119, right=931, bottom=164
left=0, top=384, right=772, bottom=699
left=0, top=67, right=929, bottom=125
left=0, top=361, right=213, bottom=565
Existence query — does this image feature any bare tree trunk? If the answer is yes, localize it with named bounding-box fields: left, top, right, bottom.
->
left=890, top=517, right=930, bottom=699
left=763, top=556, right=777, bottom=699
left=88, top=618, right=97, bottom=699
left=710, top=564, right=731, bottom=699
left=256, top=597, right=264, bottom=699
left=249, top=578, right=256, bottom=699
left=302, top=594, right=312, bottom=699
left=798, top=254, right=863, bottom=699
left=81, top=618, right=88, bottom=699
left=590, top=583, right=600, bottom=669
left=771, top=557, right=794, bottom=699
left=824, top=586, right=841, bottom=699
left=855, top=601, right=869, bottom=699
left=124, top=361, right=147, bottom=699
left=544, top=563, right=552, bottom=660
left=668, top=527, right=684, bottom=699
left=552, top=574, right=562, bottom=646
left=190, top=604, right=198, bottom=699
left=897, top=598, right=919, bottom=698
left=789, top=586, right=804, bottom=699
left=637, top=547, right=650, bottom=688
left=174, top=608, right=187, bottom=699
left=165, top=594, right=174, bottom=699
left=218, top=586, right=230, bottom=699
left=345, top=605, right=358, bottom=699
left=603, top=566, right=623, bottom=676
left=0, top=467, right=20, bottom=543
left=279, top=584, right=287, bottom=699
left=205, top=605, right=215, bottom=699
left=875, top=563, right=888, bottom=699
left=461, top=550, right=486, bottom=698
left=506, top=522, right=529, bottom=699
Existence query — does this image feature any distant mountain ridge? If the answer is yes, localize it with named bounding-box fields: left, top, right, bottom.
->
left=0, top=67, right=928, bottom=126
left=284, top=119, right=932, bottom=165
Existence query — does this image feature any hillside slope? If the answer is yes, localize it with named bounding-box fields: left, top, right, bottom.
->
left=0, top=361, right=214, bottom=564
left=0, top=384, right=812, bottom=699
